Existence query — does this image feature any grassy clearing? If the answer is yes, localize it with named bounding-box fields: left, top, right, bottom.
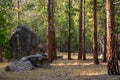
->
left=0, top=53, right=120, bottom=80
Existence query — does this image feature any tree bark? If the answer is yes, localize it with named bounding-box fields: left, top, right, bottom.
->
left=68, top=0, right=71, bottom=60
left=52, top=0, right=57, bottom=60
left=47, top=0, right=56, bottom=62
left=82, top=0, right=86, bottom=60
left=106, top=0, right=120, bottom=75
left=17, top=0, right=20, bottom=25
left=78, top=0, right=83, bottom=60
left=93, top=0, right=99, bottom=64
left=102, top=15, right=107, bottom=62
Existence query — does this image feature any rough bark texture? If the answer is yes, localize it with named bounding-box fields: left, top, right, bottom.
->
left=47, top=0, right=56, bottom=62
left=102, top=16, right=107, bottom=62
left=52, top=0, right=57, bottom=60
left=82, top=0, right=86, bottom=60
left=106, top=0, right=120, bottom=75
left=68, top=0, right=71, bottom=60
left=78, top=0, right=83, bottom=60
left=93, top=0, right=99, bottom=64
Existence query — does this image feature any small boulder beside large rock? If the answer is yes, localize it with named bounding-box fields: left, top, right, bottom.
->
left=5, top=54, right=50, bottom=72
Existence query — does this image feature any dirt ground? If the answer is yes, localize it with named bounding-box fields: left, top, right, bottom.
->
left=0, top=53, right=120, bottom=80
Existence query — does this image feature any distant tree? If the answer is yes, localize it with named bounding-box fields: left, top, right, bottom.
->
left=68, top=0, right=71, bottom=60
left=106, top=0, right=120, bottom=75
left=78, top=0, right=83, bottom=60
left=47, top=0, right=56, bottom=62
left=102, top=15, right=107, bottom=62
left=82, top=0, right=86, bottom=60
left=93, top=0, right=99, bottom=64
left=17, top=0, right=21, bottom=25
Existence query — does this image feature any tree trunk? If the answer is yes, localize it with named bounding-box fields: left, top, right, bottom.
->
left=68, top=0, right=71, bottom=60
left=47, top=0, right=56, bottom=62
left=52, top=0, right=57, bottom=60
left=0, top=46, right=4, bottom=62
left=78, top=0, right=83, bottom=60
left=106, top=0, right=120, bottom=75
left=82, top=0, right=86, bottom=60
left=93, top=0, right=99, bottom=64
left=17, top=0, right=20, bottom=25
left=116, top=20, right=119, bottom=59
left=102, top=15, right=107, bottom=62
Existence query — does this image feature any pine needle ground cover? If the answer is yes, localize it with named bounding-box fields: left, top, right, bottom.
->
left=0, top=53, right=120, bottom=80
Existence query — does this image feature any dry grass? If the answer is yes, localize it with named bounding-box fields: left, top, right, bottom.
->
left=0, top=53, right=120, bottom=80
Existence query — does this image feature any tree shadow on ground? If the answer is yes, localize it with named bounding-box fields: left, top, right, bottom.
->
left=0, top=60, right=120, bottom=80
left=79, top=74, right=120, bottom=80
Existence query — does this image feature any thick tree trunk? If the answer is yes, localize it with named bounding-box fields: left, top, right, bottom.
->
left=106, top=0, right=120, bottom=75
left=47, top=0, right=56, bottom=62
left=82, top=0, right=86, bottom=60
left=68, top=0, right=71, bottom=60
left=93, top=0, right=99, bottom=64
left=78, top=0, right=83, bottom=60
left=52, top=0, right=57, bottom=60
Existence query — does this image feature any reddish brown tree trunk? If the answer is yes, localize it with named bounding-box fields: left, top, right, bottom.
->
left=47, top=0, right=56, bottom=62
left=78, top=0, right=83, bottom=60
left=93, top=0, right=99, bottom=64
left=106, top=0, right=120, bottom=75
left=52, top=0, right=57, bottom=60
left=82, top=0, right=86, bottom=60
left=68, top=0, right=71, bottom=60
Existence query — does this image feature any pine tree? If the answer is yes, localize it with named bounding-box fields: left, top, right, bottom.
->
left=106, top=0, right=120, bottom=75
left=102, top=15, right=107, bottom=62
left=47, top=0, right=56, bottom=62
left=82, top=0, right=86, bottom=60
left=17, top=0, right=20, bottom=25
left=78, top=0, right=83, bottom=60
left=68, top=0, right=72, bottom=60
left=93, top=0, right=99, bottom=64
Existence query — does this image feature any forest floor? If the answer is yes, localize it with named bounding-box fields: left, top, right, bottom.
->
left=0, top=53, right=120, bottom=80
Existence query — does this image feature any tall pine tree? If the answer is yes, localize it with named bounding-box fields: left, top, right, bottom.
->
left=93, top=0, right=99, bottom=64
left=78, top=0, right=83, bottom=60
left=47, top=0, right=56, bottom=62
left=106, top=0, right=120, bottom=75
left=68, top=0, right=72, bottom=60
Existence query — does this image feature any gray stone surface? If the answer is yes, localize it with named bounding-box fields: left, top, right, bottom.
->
left=9, top=25, right=38, bottom=59
left=5, top=61, right=34, bottom=72
left=20, top=54, right=50, bottom=68
left=5, top=54, right=50, bottom=72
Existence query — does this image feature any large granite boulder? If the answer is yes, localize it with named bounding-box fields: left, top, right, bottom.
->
left=9, top=25, right=38, bottom=59
left=5, top=54, right=50, bottom=72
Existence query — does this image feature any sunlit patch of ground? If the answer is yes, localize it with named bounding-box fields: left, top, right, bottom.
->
left=0, top=53, right=120, bottom=80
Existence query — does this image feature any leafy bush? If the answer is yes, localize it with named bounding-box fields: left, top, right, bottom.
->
left=0, top=0, right=13, bottom=59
